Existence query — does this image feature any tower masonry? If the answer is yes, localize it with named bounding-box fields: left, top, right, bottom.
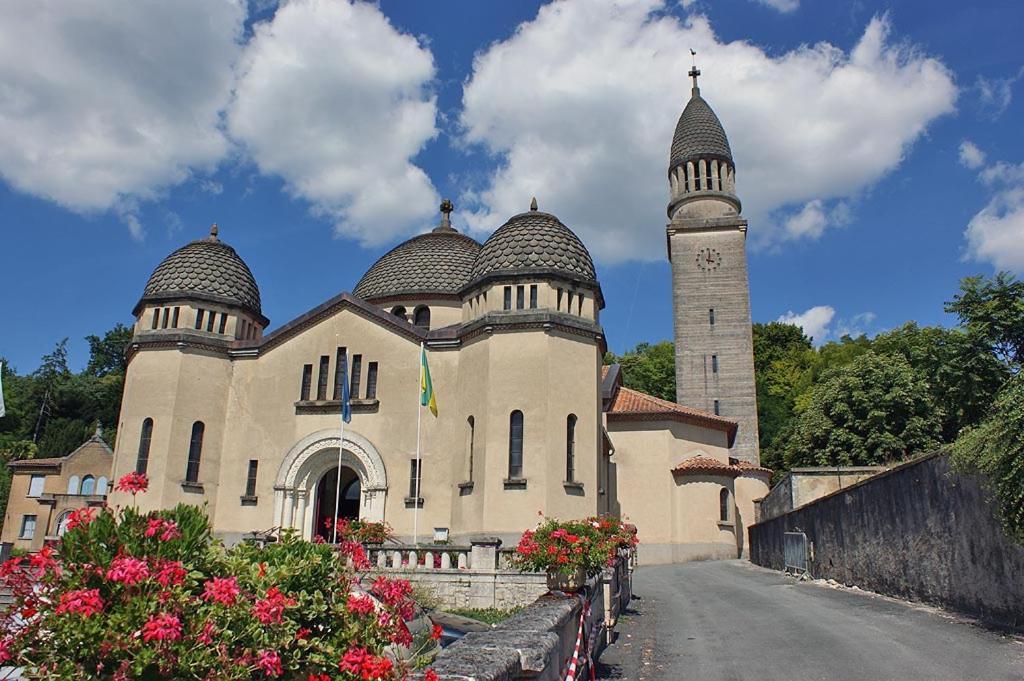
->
left=666, top=66, right=760, bottom=464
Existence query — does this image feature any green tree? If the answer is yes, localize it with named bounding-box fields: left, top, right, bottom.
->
left=752, top=323, right=814, bottom=470
left=945, top=272, right=1024, bottom=369
left=604, top=341, right=676, bottom=402
left=952, top=372, right=1024, bottom=544
left=85, top=323, right=133, bottom=377
left=778, top=352, right=942, bottom=468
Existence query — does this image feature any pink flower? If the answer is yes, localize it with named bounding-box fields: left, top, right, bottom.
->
left=202, top=576, right=241, bottom=606
left=106, top=556, right=149, bottom=585
left=346, top=593, right=376, bottom=616
left=143, top=517, right=181, bottom=541
left=115, top=472, right=148, bottom=494
left=340, top=647, right=392, bottom=677
left=339, top=540, right=370, bottom=570
left=153, top=560, right=187, bottom=588
left=141, top=612, right=182, bottom=643
left=64, top=507, right=95, bottom=531
left=255, top=650, right=282, bottom=678
left=197, top=620, right=216, bottom=645
left=54, top=589, right=104, bottom=617
left=29, top=547, right=60, bottom=578
left=369, top=576, right=412, bottom=608
left=252, top=587, right=294, bottom=625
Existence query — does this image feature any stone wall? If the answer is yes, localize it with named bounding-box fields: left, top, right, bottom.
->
left=383, top=569, right=548, bottom=610
left=755, top=466, right=887, bottom=522
left=749, top=452, right=1024, bottom=629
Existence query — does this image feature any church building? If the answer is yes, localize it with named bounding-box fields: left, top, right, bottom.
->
left=108, top=72, right=769, bottom=564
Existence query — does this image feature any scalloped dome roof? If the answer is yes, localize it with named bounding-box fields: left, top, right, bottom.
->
left=468, top=208, right=597, bottom=287
left=139, top=226, right=262, bottom=316
left=353, top=228, right=482, bottom=301
left=669, top=92, right=732, bottom=171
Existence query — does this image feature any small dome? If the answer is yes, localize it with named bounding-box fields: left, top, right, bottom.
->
left=669, top=93, right=732, bottom=172
left=138, top=226, right=262, bottom=316
left=468, top=208, right=597, bottom=288
left=353, top=229, right=482, bottom=301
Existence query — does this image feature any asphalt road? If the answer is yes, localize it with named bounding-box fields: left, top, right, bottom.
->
left=596, top=560, right=1024, bottom=681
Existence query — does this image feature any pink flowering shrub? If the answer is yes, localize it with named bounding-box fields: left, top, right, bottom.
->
left=512, top=515, right=638, bottom=577
left=0, top=501, right=436, bottom=679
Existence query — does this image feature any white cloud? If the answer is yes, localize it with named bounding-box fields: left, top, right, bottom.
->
left=754, top=0, right=799, bottom=12
left=777, top=306, right=835, bottom=344
left=959, top=141, right=986, bottom=170
left=458, top=1, right=956, bottom=261
left=228, top=0, right=440, bottom=245
left=975, top=72, right=1021, bottom=119
left=0, top=0, right=244, bottom=238
left=834, top=311, right=877, bottom=339
left=964, top=178, right=1024, bottom=273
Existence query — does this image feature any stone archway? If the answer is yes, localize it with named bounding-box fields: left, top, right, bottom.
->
left=274, top=429, right=388, bottom=539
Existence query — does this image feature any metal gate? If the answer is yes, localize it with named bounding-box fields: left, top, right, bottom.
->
left=784, top=531, right=808, bottom=575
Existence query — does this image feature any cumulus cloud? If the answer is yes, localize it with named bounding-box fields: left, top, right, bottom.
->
left=777, top=306, right=835, bottom=344
left=959, top=141, right=987, bottom=170
left=228, top=0, right=439, bottom=245
left=961, top=141, right=1024, bottom=272
left=458, top=1, right=956, bottom=261
left=0, top=0, right=244, bottom=238
left=754, top=0, right=799, bottom=12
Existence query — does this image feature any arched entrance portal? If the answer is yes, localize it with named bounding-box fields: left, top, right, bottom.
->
left=313, top=467, right=362, bottom=541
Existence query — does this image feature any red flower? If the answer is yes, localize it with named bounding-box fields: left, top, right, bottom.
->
left=255, top=650, right=282, bottom=678
left=339, top=540, right=370, bottom=570
left=115, top=472, right=148, bottom=494
left=202, top=576, right=241, bottom=606
left=308, top=674, right=331, bottom=681
left=141, top=613, right=182, bottom=643
left=431, top=624, right=443, bottom=641
left=64, top=507, right=95, bottom=531
left=144, top=518, right=182, bottom=541
left=252, top=586, right=294, bottom=625
left=369, top=576, right=412, bottom=609
left=55, top=588, right=104, bottom=617
left=425, top=670, right=440, bottom=681
left=197, top=620, right=216, bottom=645
left=346, top=593, right=376, bottom=616
left=338, top=647, right=393, bottom=679
left=153, top=560, right=187, bottom=588
left=106, top=556, right=149, bottom=585
left=295, top=628, right=311, bottom=640
left=29, top=546, right=60, bottom=578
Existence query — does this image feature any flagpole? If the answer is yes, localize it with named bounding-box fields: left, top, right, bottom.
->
left=332, top=348, right=347, bottom=545
left=413, top=343, right=424, bottom=547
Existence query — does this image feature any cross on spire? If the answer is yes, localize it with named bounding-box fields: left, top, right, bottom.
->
left=435, top=198, right=455, bottom=232
left=688, top=49, right=701, bottom=97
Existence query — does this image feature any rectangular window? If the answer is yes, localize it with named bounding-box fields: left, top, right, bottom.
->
left=185, top=422, right=205, bottom=484
left=333, top=347, right=348, bottom=399
left=566, top=292, right=574, bottom=313
left=509, top=410, right=524, bottom=479
left=350, top=354, right=363, bottom=399
left=161, top=308, right=170, bottom=329
left=366, top=362, right=378, bottom=399
left=19, top=515, right=36, bottom=540
left=300, top=364, right=313, bottom=401
left=557, top=288, right=563, bottom=311
left=709, top=308, right=715, bottom=326
left=206, top=312, right=216, bottom=332
left=172, top=307, right=180, bottom=328
left=503, top=286, right=512, bottom=310
left=467, top=416, right=475, bottom=482
left=218, top=314, right=228, bottom=334
left=317, top=355, right=330, bottom=400
left=408, top=459, right=422, bottom=499
left=245, top=460, right=259, bottom=498
left=712, top=355, right=719, bottom=373
left=27, top=475, right=45, bottom=498
left=151, top=308, right=160, bottom=329
left=195, top=309, right=205, bottom=330
left=516, top=285, right=525, bottom=310
left=529, top=285, right=538, bottom=309
left=578, top=294, right=584, bottom=316
left=714, top=399, right=720, bottom=416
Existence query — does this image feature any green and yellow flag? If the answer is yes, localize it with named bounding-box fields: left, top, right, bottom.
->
left=420, top=344, right=437, bottom=417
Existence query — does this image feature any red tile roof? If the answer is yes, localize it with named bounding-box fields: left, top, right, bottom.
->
left=732, top=460, right=773, bottom=477
left=671, top=455, right=740, bottom=478
left=607, top=385, right=738, bottom=442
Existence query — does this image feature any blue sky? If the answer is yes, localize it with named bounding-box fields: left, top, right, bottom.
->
left=1, top=0, right=1022, bottom=373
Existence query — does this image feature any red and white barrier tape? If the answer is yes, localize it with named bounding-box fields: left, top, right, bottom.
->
left=564, top=598, right=595, bottom=681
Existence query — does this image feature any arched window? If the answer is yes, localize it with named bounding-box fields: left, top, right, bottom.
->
left=136, top=418, right=153, bottom=475
left=96, top=477, right=109, bottom=496
left=719, top=487, right=731, bottom=523
left=186, top=421, right=205, bottom=483
left=565, top=414, right=577, bottom=482
left=80, top=475, right=96, bottom=496
left=508, top=410, right=524, bottom=479
left=56, top=510, right=73, bottom=537
left=67, top=475, right=80, bottom=495
left=467, top=416, right=475, bottom=482
left=413, top=305, right=430, bottom=329
left=390, top=305, right=407, bottom=320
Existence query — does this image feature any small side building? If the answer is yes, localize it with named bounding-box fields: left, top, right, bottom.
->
left=1, top=429, right=112, bottom=552
left=755, top=466, right=888, bottom=523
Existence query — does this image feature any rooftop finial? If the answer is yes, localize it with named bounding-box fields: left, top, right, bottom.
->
left=93, top=422, right=103, bottom=439
left=209, top=223, right=219, bottom=240
left=530, top=197, right=538, bottom=211
left=434, top=198, right=455, bottom=232
left=688, top=49, right=700, bottom=97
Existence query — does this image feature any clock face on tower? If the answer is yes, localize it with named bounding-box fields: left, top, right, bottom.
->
left=696, top=247, right=722, bottom=271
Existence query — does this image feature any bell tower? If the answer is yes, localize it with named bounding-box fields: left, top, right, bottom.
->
left=666, top=64, right=760, bottom=463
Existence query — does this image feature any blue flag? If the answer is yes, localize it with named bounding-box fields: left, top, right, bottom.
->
left=339, top=351, right=352, bottom=424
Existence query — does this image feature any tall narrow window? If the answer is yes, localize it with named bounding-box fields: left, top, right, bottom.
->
left=333, top=347, right=348, bottom=399
left=516, top=285, right=525, bottom=309
left=350, top=354, right=363, bottom=399
left=27, top=475, right=45, bottom=498
left=467, top=416, right=475, bottom=482
left=566, top=292, right=574, bottom=313
left=317, top=355, right=330, bottom=400
left=161, top=308, right=170, bottom=329
left=195, top=309, right=205, bottom=330
left=19, top=515, right=36, bottom=540
left=529, top=285, right=538, bottom=309
left=712, top=355, right=719, bottom=373
left=206, top=312, right=215, bottom=332
left=709, top=308, right=715, bottom=326
left=408, top=459, right=422, bottom=499
left=366, top=362, right=378, bottom=399
left=508, top=410, right=524, bottom=479
left=565, top=414, right=577, bottom=482
left=713, top=399, right=720, bottom=416
left=151, top=309, right=160, bottom=329
left=719, top=488, right=730, bottom=522
left=185, top=421, right=205, bottom=483
left=171, top=307, right=180, bottom=328
left=300, top=364, right=313, bottom=401
left=503, top=286, right=512, bottom=310
left=218, top=314, right=228, bottom=334
left=136, top=418, right=153, bottom=474
left=413, top=306, right=430, bottom=329
left=81, top=476, right=96, bottom=495
left=245, top=460, right=259, bottom=498
left=557, top=288, right=564, bottom=311
left=578, top=294, right=584, bottom=316
left=67, top=476, right=80, bottom=495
